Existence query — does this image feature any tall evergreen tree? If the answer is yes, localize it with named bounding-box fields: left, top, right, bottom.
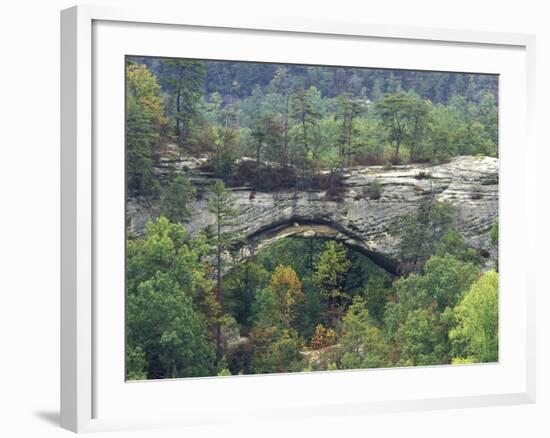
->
left=126, top=63, right=167, bottom=196
left=374, top=92, right=429, bottom=164
left=314, top=241, right=352, bottom=325
left=161, top=59, right=206, bottom=147
left=207, top=180, right=240, bottom=364
left=335, top=92, right=364, bottom=167
left=160, top=175, right=196, bottom=223
left=290, top=87, right=321, bottom=173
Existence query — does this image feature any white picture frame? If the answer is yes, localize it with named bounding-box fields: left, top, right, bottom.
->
left=60, top=4, right=537, bottom=433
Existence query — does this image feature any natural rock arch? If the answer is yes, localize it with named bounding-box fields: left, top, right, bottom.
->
left=234, top=217, right=400, bottom=274
left=127, top=155, right=498, bottom=274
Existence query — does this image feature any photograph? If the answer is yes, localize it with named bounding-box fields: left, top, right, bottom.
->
left=125, top=56, right=499, bottom=381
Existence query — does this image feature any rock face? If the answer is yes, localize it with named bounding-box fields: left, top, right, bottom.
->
left=127, top=156, right=498, bottom=274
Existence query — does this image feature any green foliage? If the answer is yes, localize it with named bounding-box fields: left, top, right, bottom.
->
left=127, top=57, right=498, bottom=198
left=335, top=92, right=365, bottom=166
left=207, top=180, right=241, bottom=364
left=290, top=87, right=322, bottom=173
left=310, top=324, right=337, bottom=350
left=396, top=307, right=447, bottom=366
left=251, top=287, right=281, bottom=328
left=126, top=216, right=209, bottom=298
left=425, top=95, right=497, bottom=162
left=126, top=221, right=497, bottom=377
left=126, top=63, right=167, bottom=196
left=256, top=238, right=324, bottom=280
left=426, top=104, right=461, bottom=161
left=375, top=92, right=430, bottom=163
left=126, top=346, right=147, bottom=380
left=451, top=357, right=474, bottom=365
left=126, top=95, right=160, bottom=196
left=250, top=112, right=284, bottom=165
left=127, top=272, right=215, bottom=379
left=490, top=221, right=499, bottom=271
left=339, top=298, right=389, bottom=369
left=160, top=175, right=196, bottom=223
left=449, top=271, right=499, bottom=363
left=314, top=241, right=352, bottom=319
left=250, top=328, right=304, bottom=374
left=125, top=56, right=500, bottom=378
left=214, top=131, right=240, bottom=178
left=126, top=217, right=213, bottom=379
left=223, top=261, right=269, bottom=328
left=269, top=265, right=304, bottom=327
left=217, top=368, right=232, bottom=376
left=207, top=180, right=241, bottom=281
left=391, top=200, right=454, bottom=264
left=385, top=254, right=479, bottom=339
left=435, top=229, right=483, bottom=266
left=360, top=274, right=393, bottom=323
left=365, top=178, right=382, bottom=200
left=160, top=59, right=206, bottom=146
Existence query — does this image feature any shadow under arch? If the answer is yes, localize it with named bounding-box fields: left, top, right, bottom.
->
left=232, top=216, right=399, bottom=275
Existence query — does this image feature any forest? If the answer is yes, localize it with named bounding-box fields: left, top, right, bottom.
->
left=125, top=56, right=499, bottom=380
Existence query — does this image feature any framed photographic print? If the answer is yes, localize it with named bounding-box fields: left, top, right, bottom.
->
left=61, top=5, right=536, bottom=433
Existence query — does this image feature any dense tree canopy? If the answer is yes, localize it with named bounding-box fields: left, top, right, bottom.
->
left=125, top=56, right=499, bottom=379
left=449, top=271, right=499, bottom=363
left=126, top=218, right=213, bottom=379
left=126, top=58, right=498, bottom=198
left=126, top=64, right=167, bottom=196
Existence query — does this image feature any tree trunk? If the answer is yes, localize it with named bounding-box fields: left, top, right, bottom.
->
left=176, top=88, right=181, bottom=142
left=256, top=141, right=262, bottom=188
left=348, top=114, right=355, bottom=167
left=283, top=94, right=289, bottom=165
left=411, top=117, right=419, bottom=162
left=395, top=140, right=401, bottom=164
left=215, top=219, right=222, bottom=366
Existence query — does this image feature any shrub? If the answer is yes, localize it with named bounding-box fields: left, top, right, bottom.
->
left=414, top=171, right=431, bottom=180
left=215, top=160, right=299, bottom=191
left=310, top=324, right=337, bottom=350
left=311, top=172, right=347, bottom=201
left=365, top=179, right=382, bottom=200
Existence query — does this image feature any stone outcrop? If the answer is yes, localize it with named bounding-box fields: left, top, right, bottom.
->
left=127, top=156, right=498, bottom=274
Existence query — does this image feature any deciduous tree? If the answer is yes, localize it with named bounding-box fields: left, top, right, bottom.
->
left=396, top=307, right=446, bottom=366
left=339, top=298, right=389, bottom=369
left=449, top=271, right=498, bottom=363
left=269, top=265, right=304, bottom=327
left=127, top=272, right=215, bottom=379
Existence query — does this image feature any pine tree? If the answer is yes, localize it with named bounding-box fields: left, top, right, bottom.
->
left=374, top=92, right=429, bottom=164
left=313, top=241, right=351, bottom=325
left=161, top=59, right=206, bottom=147
left=290, top=87, right=321, bottom=174
left=126, top=63, right=167, bottom=196
left=335, top=93, right=364, bottom=167
left=160, top=175, right=196, bottom=223
left=207, top=180, right=240, bottom=364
